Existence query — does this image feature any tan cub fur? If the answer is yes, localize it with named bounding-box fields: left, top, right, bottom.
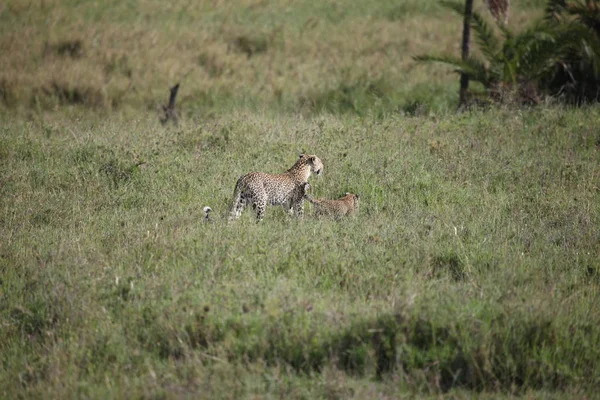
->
left=305, top=192, right=359, bottom=218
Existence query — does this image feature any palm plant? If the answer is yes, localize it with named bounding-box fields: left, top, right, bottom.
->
left=546, top=0, right=600, bottom=35
left=415, top=0, right=600, bottom=105
left=543, top=0, right=600, bottom=103
left=415, top=1, right=559, bottom=104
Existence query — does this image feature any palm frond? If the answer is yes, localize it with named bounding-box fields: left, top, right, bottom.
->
left=554, top=21, right=600, bottom=74
left=439, top=0, right=467, bottom=17
left=514, top=25, right=562, bottom=78
left=471, top=11, right=502, bottom=62
left=440, top=1, right=502, bottom=63
left=545, top=0, right=600, bottom=36
left=497, top=21, right=514, bottom=42
left=545, top=0, right=567, bottom=21
left=413, top=54, right=495, bottom=86
left=413, top=54, right=465, bottom=66
left=567, top=2, right=600, bottom=37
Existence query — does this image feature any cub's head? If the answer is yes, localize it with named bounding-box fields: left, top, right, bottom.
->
left=344, top=192, right=360, bottom=210
left=298, top=154, right=323, bottom=176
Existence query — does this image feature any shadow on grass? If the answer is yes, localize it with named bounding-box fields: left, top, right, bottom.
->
left=129, top=306, right=595, bottom=393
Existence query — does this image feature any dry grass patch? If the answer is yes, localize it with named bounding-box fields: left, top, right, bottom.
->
left=0, top=0, right=548, bottom=114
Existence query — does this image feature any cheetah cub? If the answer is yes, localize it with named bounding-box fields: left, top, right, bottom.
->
left=229, top=154, right=323, bottom=222
left=305, top=191, right=359, bottom=219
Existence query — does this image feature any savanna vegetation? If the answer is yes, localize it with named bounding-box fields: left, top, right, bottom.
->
left=416, top=0, right=600, bottom=105
left=1, top=0, right=599, bottom=398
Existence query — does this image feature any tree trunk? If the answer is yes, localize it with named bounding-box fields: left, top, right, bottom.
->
left=459, top=0, right=474, bottom=108
left=160, top=83, right=180, bottom=126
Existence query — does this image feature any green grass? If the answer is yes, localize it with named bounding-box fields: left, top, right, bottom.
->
left=0, top=0, right=543, bottom=116
left=1, top=0, right=599, bottom=397
left=1, top=105, right=599, bottom=398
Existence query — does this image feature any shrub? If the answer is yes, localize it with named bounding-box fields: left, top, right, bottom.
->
left=415, top=0, right=600, bottom=105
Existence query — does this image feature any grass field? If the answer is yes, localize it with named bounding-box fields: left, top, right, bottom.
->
left=1, top=0, right=547, bottom=116
left=2, top=107, right=599, bottom=398
left=2, top=0, right=600, bottom=398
